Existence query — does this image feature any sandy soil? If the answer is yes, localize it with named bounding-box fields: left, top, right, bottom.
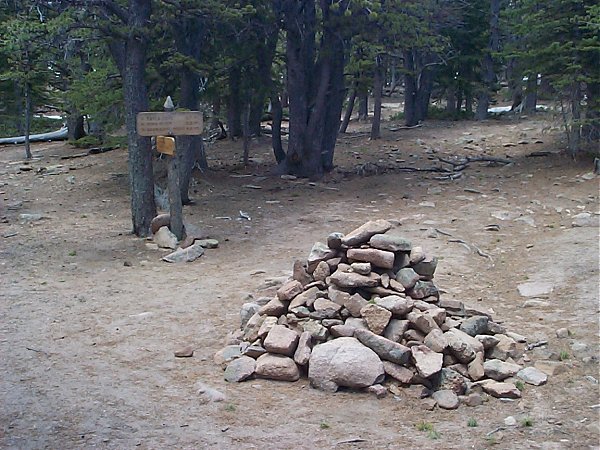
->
left=1, top=113, right=599, bottom=449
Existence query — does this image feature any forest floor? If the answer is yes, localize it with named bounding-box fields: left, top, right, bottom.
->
left=1, top=110, right=599, bottom=449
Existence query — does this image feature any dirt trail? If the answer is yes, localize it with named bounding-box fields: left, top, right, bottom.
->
left=1, top=116, right=598, bottom=449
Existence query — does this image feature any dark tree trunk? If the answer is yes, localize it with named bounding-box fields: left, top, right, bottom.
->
left=108, top=0, right=156, bottom=237
left=403, top=50, right=418, bottom=127
left=465, top=94, right=473, bottom=114
left=211, top=97, right=221, bottom=129
left=523, top=76, right=537, bottom=112
left=281, top=0, right=347, bottom=177
left=371, top=61, right=384, bottom=140
left=242, top=102, right=251, bottom=166
left=416, top=63, right=433, bottom=121
left=475, top=0, right=500, bottom=120
left=227, top=66, right=242, bottom=138
left=388, top=63, right=399, bottom=96
left=340, top=88, right=357, bottom=133
left=446, top=89, right=457, bottom=115
left=583, top=79, right=600, bottom=142
left=174, top=16, right=208, bottom=204
left=270, top=94, right=285, bottom=163
left=249, top=99, right=263, bottom=136
left=67, top=114, right=86, bottom=141
left=24, top=82, right=32, bottom=159
left=358, top=92, right=368, bottom=121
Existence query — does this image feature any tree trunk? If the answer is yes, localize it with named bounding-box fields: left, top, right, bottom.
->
left=270, top=94, right=285, bottom=163
left=523, top=76, right=537, bottom=112
left=67, top=114, right=86, bottom=141
left=475, top=0, right=500, bottom=120
left=371, top=61, right=383, bottom=140
left=446, top=89, right=457, bottom=115
left=227, top=66, right=242, bottom=138
left=416, top=62, right=433, bottom=121
left=242, top=102, right=251, bottom=166
left=175, top=16, right=208, bottom=204
left=24, top=82, right=32, bottom=159
left=109, top=0, right=156, bottom=237
left=567, top=82, right=582, bottom=155
left=340, top=88, right=357, bottom=133
left=583, top=79, right=600, bottom=142
left=388, top=63, right=399, bottom=96
left=358, top=92, right=368, bottom=121
left=403, top=50, right=418, bottom=127
left=281, top=0, right=347, bottom=177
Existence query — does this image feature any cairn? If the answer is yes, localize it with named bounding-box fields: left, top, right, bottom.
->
left=216, top=220, right=548, bottom=408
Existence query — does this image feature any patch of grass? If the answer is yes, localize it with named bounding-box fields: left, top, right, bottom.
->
left=319, top=422, right=330, bottom=430
left=427, top=105, right=475, bottom=121
left=427, top=430, right=441, bottom=440
left=224, top=403, right=236, bottom=412
left=389, top=111, right=405, bottom=121
left=71, top=135, right=102, bottom=148
left=559, top=350, right=570, bottom=361
left=515, top=380, right=525, bottom=391
left=521, top=417, right=534, bottom=427
left=68, top=250, right=77, bottom=257
left=486, top=436, right=497, bottom=445
left=467, top=418, right=478, bottom=427
left=416, top=421, right=435, bottom=432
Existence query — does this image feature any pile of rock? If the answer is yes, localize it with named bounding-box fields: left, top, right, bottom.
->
left=217, top=220, right=548, bottom=409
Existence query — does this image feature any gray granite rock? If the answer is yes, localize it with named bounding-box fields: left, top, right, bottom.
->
left=407, top=311, right=440, bottom=335
left=341, top=220, right=393, bottom=247
left=214, top=345, right=242, bottom=368
left=293, top=331, right=313, bottom=366
left=484, top=359, right=522, bottom=381
left=307, top=242, right=338, bottom=272
left=460, top=315, right=489, bottom=337
left=162, top=241, right=205, bottom=262
left=327, top=232, right=344, bottom=249
left=292, top=259, right=313, bottom=286
left=467, top=352, right=485, bottom=381
left=375, top=295, right=414, bottom=317
left=302, top=319, right=329, bottom=341
left=330, top=324, right=356, bottom=337
left=154, top=226, right=178, bottom=249
left=263, top=325, right=300, bottom=357
left=475, top=334, right=500, bottom=350
left=329, top=270, right=380, bottom=289
left=354, top=328, right=411, bottom=365
left=360, top=303, right=392, bottom=335
left=259, top=297, right=288, bottom=316
left=481, top=381, right=521, bottom=399
left=312, top=261, right=331, bottom=282
left=369, top=234, right=412, bottom=252
left=412, top=256, right=438, bottom=280
left=517, top=367, right=548, bottom=385
left=407, top=281, right=439, bottom=300
left=445, top=330, right=477, bottom=364
left=308, top=337, right=385, bottom=392
left=242, top=313, right=266, bottom=342
left=367, top=384, right=388, bottom=398
left=328, top=287, right=351, bottom=306
left=351, top=262, right=372, bottom=275
left=344, top=293, right=369, bottom=317
left=277, top=280, right=304, bottom=302
left=240, top=303, right=260, bottom=329
left=347, top=248, right=395, bottom=270
left=424, top=329, right=448, bottom=353
left=255, top=354, right=300, bottom=381
left=432, top=389, right=459, bottom=409
left=396, top=268, right=420, bottom=290
left=224, top=356, right=256, bottom=382
left=383, top=319, right=410, bottom=342
left=488, top=334, right=518, bottom=361
left=411, top=344, right=443, bottom=378
left=383, top=361, right=414, bottom=384
left=313, top=298, right=342, bottom=313
left=257, top=316, right=278, bottom=339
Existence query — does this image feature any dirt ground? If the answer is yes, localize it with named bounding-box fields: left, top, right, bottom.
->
left=1, top=112, right=599, bottom=449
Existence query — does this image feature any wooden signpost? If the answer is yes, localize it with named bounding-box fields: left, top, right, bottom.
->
left=136, top=97, right=203, bottom=240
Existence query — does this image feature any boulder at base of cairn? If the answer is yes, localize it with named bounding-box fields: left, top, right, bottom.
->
left=308, top=337, right=384, bottom=392
left=255, top=354, right=300, bottom=381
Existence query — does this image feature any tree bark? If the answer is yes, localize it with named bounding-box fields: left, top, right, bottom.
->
left=371, top=61, right=383, bottom=140
left=523, top=76, right=537, bottom=113
left=403, top=50, right=418, bottom=127
left=475, top=0, right=500, bottom=120
left=24, top=82, right=32, bottom=159
left=270, top=94, right=285, bottom=163
left=174, top=16, right=208, bottom=203
left=340, top=88, right=357, bottom=134
left=242, top=102, right=251, bottom=166
left=67, top=114, right=86, bottom=141
left=358, top=92, right=368, bottom=121
left=227, top=66, right=242, bottom=138
left=109, top=0, right=156, bottom=237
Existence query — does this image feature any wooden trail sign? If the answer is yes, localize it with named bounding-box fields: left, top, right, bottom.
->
left=156, top=136, right=175, bottom=155
left=136, top=111, right=203, bottom=137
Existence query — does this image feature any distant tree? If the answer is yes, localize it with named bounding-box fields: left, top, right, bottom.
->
left=506, top=0, right=600, bottom=153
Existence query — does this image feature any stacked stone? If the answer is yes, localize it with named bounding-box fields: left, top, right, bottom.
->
left=216, top=219, right=547, bottom=409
